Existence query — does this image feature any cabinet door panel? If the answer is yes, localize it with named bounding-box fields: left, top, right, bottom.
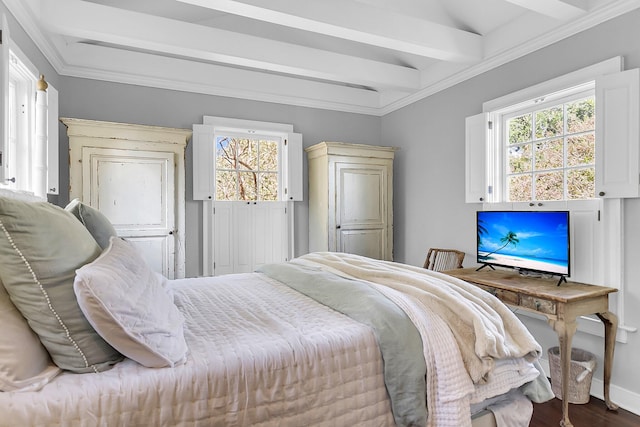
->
left=340, top=229, right=384, bottom=260
left=83, top=147, right=176, bottom=278
left=340, top=168, right=384, bottom=224
left=335, top=162, right=388, bottom=259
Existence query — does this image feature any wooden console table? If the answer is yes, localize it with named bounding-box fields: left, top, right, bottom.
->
left=444, top=268, right=618, bottom=427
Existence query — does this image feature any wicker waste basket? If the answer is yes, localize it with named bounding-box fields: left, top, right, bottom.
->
left=548, top=346, right=597, bottom=404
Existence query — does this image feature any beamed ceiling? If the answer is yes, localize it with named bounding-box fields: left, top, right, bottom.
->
left=5, top=0, right=639, bottom=115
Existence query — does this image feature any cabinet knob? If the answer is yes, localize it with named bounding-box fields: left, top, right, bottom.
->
left=479, top=197, right=484, bottom=201
left=336, top=225, right=341, bottom=229
left=599, top=191, right=605, bottom=197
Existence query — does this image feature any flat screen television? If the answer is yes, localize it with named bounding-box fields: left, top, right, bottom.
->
left=476, top=210, right=570, bottom=283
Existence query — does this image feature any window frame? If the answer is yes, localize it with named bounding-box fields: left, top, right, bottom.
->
left=5, top=46, right=37, bottom=193
left=0, top=16, right=58, bottom=196
left=495, top=84, right=596, bottom=203
left=482, top=57, right=622, bottom=204
left=212, top=129, right=285, bottom=202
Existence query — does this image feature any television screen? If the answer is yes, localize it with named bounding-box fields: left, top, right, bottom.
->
left=477, top=211, right=570, bottom=277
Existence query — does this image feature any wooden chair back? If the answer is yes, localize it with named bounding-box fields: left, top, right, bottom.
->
left=423, top=248, right=465, bottom=271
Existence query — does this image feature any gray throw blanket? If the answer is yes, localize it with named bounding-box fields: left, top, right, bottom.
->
left=257, top=262, right=427, bottom=427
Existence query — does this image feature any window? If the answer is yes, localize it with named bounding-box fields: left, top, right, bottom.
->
left=5, top=48, right=36, bottom=192
left=1, top=16, right=58, bottom=197
left=499, top=86, right=595, bottom=202
left=214, top=133, right=281, bottom=201
left=466, top=57, right=638, bottom=342
left=192, top=118, right=302, bottom=202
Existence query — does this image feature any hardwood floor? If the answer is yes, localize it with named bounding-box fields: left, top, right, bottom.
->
left=530, top=397, right=640, bottom=427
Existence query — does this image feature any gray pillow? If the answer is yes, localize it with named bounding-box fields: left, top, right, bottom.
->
left=65, top=199, right=118, bottom=249
left=0, top=196, right=123, bottom=373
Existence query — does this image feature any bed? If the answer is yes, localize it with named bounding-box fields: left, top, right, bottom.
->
left=0, top=191, right=553, bottom=427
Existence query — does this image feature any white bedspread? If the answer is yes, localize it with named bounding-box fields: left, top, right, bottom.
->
left=291, top=252, right=544, bottom=427
left=0, top=273, right=396, bottom=427
left=293, top=252, right=542, bottom=382
left=1, top=261, right=545, bottom=427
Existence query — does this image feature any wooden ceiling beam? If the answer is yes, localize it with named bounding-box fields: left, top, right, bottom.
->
left=177, top=0, right=483, bottom=62
left=40, top=0, right=421, bottom=91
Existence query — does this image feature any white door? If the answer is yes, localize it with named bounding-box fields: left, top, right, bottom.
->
left=82, top=147, right=177, bottom=278
left=210, top=201, right=289, bottom=275
left=334, top=162, right=388, bottom=260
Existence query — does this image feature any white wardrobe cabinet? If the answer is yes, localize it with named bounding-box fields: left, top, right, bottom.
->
left=62, top=118, right=191, bottom=279
left=306, top=141, right=395, bottom=261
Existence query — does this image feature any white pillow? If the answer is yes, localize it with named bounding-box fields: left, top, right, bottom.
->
left=0, top=282, right=61, bottom=392
left=74, top=237, right=188, bottom=368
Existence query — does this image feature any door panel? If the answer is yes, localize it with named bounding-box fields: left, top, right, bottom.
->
left=92, top=160, right=166, bottom=227
left=340, top=229, right=384, bottom=260
left=124, top=236, right=169, bottom=276
left=212, top=203, right=234, bottom=275
left=83, top=147, right=176, bottom=278
left=212, top=201, right=288, bottom=275
left=254, top=202, right=288, bottom=269
left=340, top=169, right=383, bottom=224
left=233, top=203, right=254, bottom=274
left=335, top=163, right=387, bottom=259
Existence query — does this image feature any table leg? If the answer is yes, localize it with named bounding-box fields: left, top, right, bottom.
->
left=596, top=311, right=619, bottom=411
left=549, top=317, right=578, bottom=427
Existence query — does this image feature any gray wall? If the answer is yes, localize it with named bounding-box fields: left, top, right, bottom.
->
left=382, top=9, right=640, bottom=405
left=57, top=78, right=381, bottom=275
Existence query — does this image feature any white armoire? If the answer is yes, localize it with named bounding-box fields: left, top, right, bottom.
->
left=306, top=142, right=395, bottom=261
left=62, top=118, right=191, bottom=279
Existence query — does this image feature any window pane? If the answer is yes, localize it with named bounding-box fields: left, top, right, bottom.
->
left=568, top=168, right=595, bottom=199
left=567, top=133, right=595, bottom=167
left=567, top=98, right=595, bottom=133
left=508, top=144, right=532, bottom=173
left=216, top=171, right=237, bottom=201
left=238, top=171, right=257, bottom=200
left=259, top=140, right=278, bottom=171
left=535, top=171, right=563, bottom=201
left=535, top=139, right=563, bottom=170
left=508, top=175, right=532, bottom=202
left=508, top=114, right=532, bottom=144
left=535, top=106, right=563, bottom=139
left=259, top=172, right=278, bottom=201
left=236, top=138, right=258, bottom=170
left=215, top=137, right=236, bottom=169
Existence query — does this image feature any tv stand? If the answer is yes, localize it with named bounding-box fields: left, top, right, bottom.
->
left=475, top=263, right=495, bottom=272
left=443, top=268, right=619, bottom=427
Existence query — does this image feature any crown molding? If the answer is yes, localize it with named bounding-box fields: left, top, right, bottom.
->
left=379, top=0, right=640, bottom=116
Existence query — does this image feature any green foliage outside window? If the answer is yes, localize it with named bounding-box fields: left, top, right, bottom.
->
left=506, top=97, right=595, bottom=201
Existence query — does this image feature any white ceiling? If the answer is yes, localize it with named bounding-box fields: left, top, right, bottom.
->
left=5, top=0, right=639, bottom=115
